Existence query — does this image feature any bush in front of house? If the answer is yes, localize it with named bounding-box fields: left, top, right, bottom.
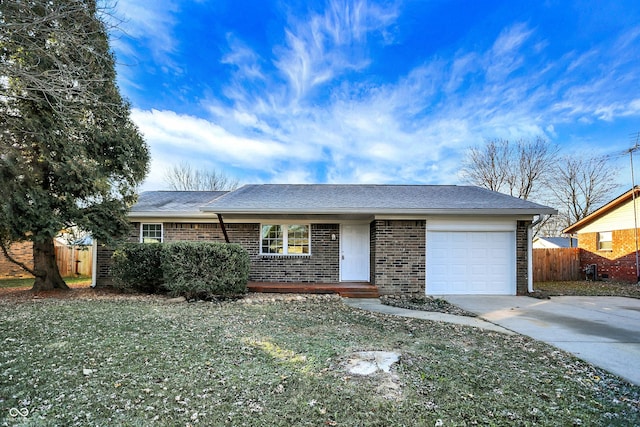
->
left=161, top=241, right=250, bottom=299
left=111, top=243, right=165, bottom=293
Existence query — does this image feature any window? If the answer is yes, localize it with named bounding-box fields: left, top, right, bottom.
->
left=597, top=231, right=612, bottom=251
left=141, top=223, right=163, bottom=243
left=261, top=224, right=310, bottom=255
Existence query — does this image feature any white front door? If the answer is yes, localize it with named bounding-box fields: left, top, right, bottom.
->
left=340, top=223, right=370, bottom=281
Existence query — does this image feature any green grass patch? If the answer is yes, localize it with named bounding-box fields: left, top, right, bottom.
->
left=536, top=281, right=640, bottom=298
left=0, top=298, right=638, bottom=425
left=0, top=276, right=92, bottom=290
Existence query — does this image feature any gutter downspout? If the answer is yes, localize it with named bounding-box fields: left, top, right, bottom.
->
left=217, top=214, right=230, bottom=243
left=527, top=215, right=547, bottom=293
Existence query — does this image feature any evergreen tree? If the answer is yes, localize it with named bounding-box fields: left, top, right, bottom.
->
left=0, top=0, right=149, bottom=291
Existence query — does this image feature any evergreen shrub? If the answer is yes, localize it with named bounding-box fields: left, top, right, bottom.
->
left=111, top=243, right=165, bottom=293
left=162, top=242, right=250, bottom=299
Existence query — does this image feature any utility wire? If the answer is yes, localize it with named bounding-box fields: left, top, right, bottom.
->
left=628, top=131, right=640, bottom=283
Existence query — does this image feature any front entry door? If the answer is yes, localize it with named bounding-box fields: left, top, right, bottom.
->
left=340, top=223, right=370, bottom=281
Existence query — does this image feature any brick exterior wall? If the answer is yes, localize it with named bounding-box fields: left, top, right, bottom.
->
left=516, top=221, right=530, bottom=295
left=95, top=245, right=115, bottom=287
left=579, top=229, right=640, bottom=283
left=0, top=241, right=34, bottom=279
left=164, top=223, right=226, bottom=242
left=371, top=220, right=426, bottom=295
left=248, top=224, right=340, bottom=283
left=96, top=218, right=531, bottom=294
left=95, top=225, right=140, bottom=287
left=95, top=222, right=340, bottom=286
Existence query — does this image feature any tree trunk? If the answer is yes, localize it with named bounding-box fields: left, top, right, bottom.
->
left=32, top=238, right=69, bottom=291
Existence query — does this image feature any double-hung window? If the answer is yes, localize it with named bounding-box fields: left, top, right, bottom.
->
left=261, top=224, right=310, bottom=255
left=597, top=231, right=612, bottom=251
left=141, top=223, right=163, bottom=243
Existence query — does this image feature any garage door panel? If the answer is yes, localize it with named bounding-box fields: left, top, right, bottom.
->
left=470, top=248, right=485, bottom=258
left=427, top=230, right=515, bottom=295
left=471, top=233, right=486, bottom=242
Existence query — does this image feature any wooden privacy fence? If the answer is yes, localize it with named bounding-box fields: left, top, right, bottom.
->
left=55, top=244, right=93, bottom=277
left=533, top=248, right=581, bottom=282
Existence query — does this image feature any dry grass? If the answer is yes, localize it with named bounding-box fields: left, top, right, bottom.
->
left=0, top=276, right=92, bottom=290
left=1, top=292, right=638, bottom=426
left=535, top=281, right=640, bottom=298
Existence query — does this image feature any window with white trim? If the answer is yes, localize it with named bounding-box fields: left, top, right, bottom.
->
left=261, top=224, right=310, bottom=255
left=141, top=223, right=163, bottom=243
left=597, top=231, right=612, bottom=251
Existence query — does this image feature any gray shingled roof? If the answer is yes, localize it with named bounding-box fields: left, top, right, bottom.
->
left=131, top=191, right=227, bottom=213
left=201, top=184, right=556, bottom=215
left=536, top=237, right=577, bottom=248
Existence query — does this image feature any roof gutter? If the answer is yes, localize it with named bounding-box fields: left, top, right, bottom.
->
left=527, top=214, right=548, bottom=293
left=129, top=211, right=215, bottom=219
left=201, top=208, right=557, bottom=216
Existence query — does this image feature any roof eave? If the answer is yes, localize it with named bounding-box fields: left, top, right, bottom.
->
left=563, top=187, right=640, bottom=234
left=129, top=211, right=215, bottom=219
left=206, top=208, right=557, bottom=216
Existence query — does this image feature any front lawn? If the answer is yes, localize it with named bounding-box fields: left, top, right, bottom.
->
left=536, top=281, right=640, bottom=298
left=1, top=295, right=638, bottom=426
left=0, top=276, right=92, bottom=290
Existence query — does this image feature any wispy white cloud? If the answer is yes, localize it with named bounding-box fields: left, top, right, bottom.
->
left=128, top=3, right=640, bottom=190
left=110, top=0, right=182, bottom=93
left=132, top=109, right=321, bottom=188
left=221, top=34, right=265, bottom=81
left=273, top=0, right=399, bottom=102
left=113, top=0, right=179, bottom=61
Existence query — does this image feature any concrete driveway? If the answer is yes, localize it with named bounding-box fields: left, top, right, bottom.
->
left=443, top=295, right=640, bottom=385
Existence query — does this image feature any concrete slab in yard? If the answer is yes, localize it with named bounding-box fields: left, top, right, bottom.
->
left=443, top=295, right=640, bottom=386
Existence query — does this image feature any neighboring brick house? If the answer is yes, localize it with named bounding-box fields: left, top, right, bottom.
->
left=0, top=241, right=33, bottom=279
left=94, top=185, right=556, bottom=295
left=563, top=187, right=640, bottom=283
left=532, top=237, right=577, bottom=249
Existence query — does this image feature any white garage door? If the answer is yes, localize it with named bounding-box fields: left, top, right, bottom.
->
left=426, top=231, right=515, bottom=295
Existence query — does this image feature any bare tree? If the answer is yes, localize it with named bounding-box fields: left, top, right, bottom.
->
left=164, top=162, right=239, bottom=191
left=548, top=156, right=619, bottom=229
left=460, top=137, right=558, bottom=200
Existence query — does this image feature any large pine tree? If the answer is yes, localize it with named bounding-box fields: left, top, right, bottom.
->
left=0, top=0, right=149, bottom=291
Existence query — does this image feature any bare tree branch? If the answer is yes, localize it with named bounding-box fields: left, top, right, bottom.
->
left=164, top=162, right=240, bottom=191
left=460, top=137, right=558, bottom=200
left=0, top=0, right=121, bottom=117
left=548, top=156, right=619, bottom=228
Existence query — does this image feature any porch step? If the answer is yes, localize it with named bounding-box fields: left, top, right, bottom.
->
left=247, top=282, right=379, bottom=298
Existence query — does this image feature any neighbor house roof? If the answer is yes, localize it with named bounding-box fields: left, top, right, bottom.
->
left=129, top=191, right=228, bottom=218
left=533, top=237, right=577, bottom=248
left=201, top=184, right=557, bottom=216
left=563, top=186, right=640, bottom=234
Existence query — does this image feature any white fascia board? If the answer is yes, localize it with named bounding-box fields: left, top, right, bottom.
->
left=207, top=208, right=556, bottom=216
left=219, top=217, right=372, bottom=224
left=128, top=212, right=219, bottom=222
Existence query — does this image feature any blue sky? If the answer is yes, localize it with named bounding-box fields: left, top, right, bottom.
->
left=110, top=0, right=640, bottom=193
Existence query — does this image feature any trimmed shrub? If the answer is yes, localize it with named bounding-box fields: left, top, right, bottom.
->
left=162, top=242, right=250, bottom=299
left=111, top=243, right=165, bottom=293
